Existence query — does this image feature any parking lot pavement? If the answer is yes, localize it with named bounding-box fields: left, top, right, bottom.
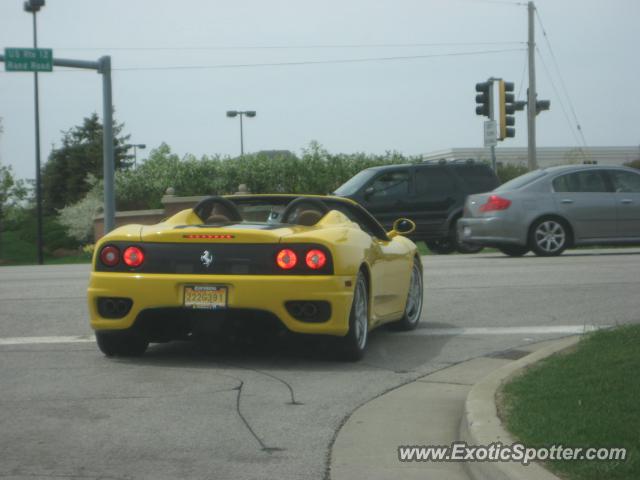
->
left=0, top=248, right=638, bottom=479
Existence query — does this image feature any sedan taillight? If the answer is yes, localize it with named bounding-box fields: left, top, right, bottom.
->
left=479, top=195, right=512, bottom=212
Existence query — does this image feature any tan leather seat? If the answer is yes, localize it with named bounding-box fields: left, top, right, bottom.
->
left=206, top=214, right=230, bottom=224
left=296, top=210, right=323, bottom=226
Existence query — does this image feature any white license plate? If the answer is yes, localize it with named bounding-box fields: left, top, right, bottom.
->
left=184, top=285, right=227, bottom=309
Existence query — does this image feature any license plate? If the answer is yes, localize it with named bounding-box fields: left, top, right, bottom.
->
left=184, top=285, right=227, bottom=309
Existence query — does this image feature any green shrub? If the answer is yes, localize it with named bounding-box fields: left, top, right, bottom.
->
left=497, top=163, right=529, bottom=184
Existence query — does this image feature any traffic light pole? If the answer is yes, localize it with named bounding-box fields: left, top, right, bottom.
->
left=488, top=83, right=497, bottom=173
left=527, top=1, right=538, bottom=170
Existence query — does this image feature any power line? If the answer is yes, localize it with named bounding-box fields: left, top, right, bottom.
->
left=535, top=8, right=588, bottom=149
left=447, top=0, right=527, bottom=6
left=97, top=48, right=526, bottom=72
left=51, top=41, right=526, bottom=52
left=536, top=47, right=586, bottom=155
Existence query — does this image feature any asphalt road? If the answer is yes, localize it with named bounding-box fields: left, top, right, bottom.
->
left=1, top=248, right=639, bottom=480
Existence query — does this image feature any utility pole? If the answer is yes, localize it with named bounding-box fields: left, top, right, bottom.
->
left=527, top=1, right=537, bottom=170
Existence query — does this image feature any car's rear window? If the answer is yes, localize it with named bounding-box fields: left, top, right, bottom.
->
left=494, top=170, right=548, bottom=192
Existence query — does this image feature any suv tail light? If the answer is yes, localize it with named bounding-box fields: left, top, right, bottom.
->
left=479, top=195, right=512, bottom=212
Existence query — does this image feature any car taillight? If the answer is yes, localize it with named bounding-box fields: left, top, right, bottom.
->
left=305, top=249, right=327, bottom=270
left=123, top=246, right=145, bottom=267
left=276, top=249, right=297, bottom=270
left=99, top=245, right=120, bottom=267
left=479, top=195, right=512, bottom=212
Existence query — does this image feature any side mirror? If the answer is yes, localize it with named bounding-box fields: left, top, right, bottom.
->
left=387, top=218, right=416, bottom=238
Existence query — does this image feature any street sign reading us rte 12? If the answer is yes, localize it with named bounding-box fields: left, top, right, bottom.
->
left=484, top=120, right=497, bottom=147
left=4, top=48, right=53, bottom=72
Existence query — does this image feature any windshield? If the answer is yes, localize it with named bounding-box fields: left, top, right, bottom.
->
left=494, top=170, right=548, bottom=192
left=333, top=169, right=376, bottom=196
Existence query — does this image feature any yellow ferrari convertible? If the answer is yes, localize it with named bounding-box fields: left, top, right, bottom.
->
left=88, top=195, right=423, bottom=360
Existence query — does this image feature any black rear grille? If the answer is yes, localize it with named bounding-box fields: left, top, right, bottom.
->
left=95, top=242, right=333, bottom=275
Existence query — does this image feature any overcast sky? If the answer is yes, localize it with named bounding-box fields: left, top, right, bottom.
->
left=1, top=0, right=639, bottom=180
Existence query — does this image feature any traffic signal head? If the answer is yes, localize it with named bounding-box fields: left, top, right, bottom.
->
left=475, top=82, right=492, bottom=117
left=499, top=80, right=516, bottom=139
left=536, top=100, right=551, bottom=114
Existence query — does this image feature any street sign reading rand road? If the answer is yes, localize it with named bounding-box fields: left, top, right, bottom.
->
left=4, top=47, right=52, bottom=72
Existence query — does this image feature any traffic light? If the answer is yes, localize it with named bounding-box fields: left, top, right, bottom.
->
left=536, top=99, right=550, bottom=114
left=499, top=80, right=516, bottom=139
left=475, top=81, right=492, bottom=117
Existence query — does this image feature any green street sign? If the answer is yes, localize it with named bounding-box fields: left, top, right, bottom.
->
left=4, top=47, right=53, bottom=72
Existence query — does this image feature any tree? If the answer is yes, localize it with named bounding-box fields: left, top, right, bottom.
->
left=0, top=165, right=29, bottom=258
left=41, top=113, right=131, bottom=212
left=624, top=158, right=640, bottom=170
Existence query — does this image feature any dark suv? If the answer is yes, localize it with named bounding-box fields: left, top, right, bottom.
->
left=333, top=160, right=499, bottom=253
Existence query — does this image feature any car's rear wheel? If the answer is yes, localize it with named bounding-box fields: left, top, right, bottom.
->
left=498, top=245, right=530, bottom=257
left=96, top=331, right=149, bottom=357
left=339, top=272, right=369, bottom=361
left=529, top=218, right=570, bottom=257
left=390, top=259, right=423, bottom=331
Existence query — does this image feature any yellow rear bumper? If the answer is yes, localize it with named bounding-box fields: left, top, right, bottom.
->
left=88, top=272, right=355, bottom=336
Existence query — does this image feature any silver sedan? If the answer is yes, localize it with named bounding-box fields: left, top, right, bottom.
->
left=458, top=165, right=640, bottom=256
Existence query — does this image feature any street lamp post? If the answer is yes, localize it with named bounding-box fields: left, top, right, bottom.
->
left=24, top=0, right=45, bottom=265
left=226, top=110, right=256, bottom=157
left=128, top=143, right=146, bottom=168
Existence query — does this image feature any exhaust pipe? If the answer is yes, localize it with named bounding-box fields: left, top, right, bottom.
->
left=116, top=300, right=128, bottom=316
left=103, top=299, right=116, bottom=315
left=301, top=302, right=318, bottom=318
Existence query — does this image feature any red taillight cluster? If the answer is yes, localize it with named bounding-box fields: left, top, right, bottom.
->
left=100, top=245, right=120, bottom=267
left=276, top=249, right=298, bottom=270
left=305, top=249, right=327, bottom=270
left=123, top=246, right=144, bottom=267
left=276, top=248, right=328, bottom=271
left=99, top=245, right=145, bottom=268
left=479, top=195, right=512, bottom=213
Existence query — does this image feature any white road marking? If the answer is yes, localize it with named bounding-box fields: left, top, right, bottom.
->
left=0, top=325, right=608, bottom=346
left=0, top=335, right=94, bottom=346
left=407, top=325, right=608, bottom=336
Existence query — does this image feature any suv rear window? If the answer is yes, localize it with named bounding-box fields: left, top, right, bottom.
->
left=454, top=165, right=498, bottom=192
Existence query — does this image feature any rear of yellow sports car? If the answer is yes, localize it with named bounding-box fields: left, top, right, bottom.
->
left=88, top=210, right=360, bottom=353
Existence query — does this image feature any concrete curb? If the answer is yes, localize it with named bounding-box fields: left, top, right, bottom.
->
left=460, top=335, right=581, bottom=480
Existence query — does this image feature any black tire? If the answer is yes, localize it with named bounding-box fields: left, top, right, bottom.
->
left=426, top=239, right=456, bottom=255
left=339, top=271, right=369, bottom=361
left=96, top=331, right=149, bottom=357
left=389, top=258, right=424, bottom=331
left=498, top=245, right=530, bottom=257
left=529, top=217, right=570, bottom=257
